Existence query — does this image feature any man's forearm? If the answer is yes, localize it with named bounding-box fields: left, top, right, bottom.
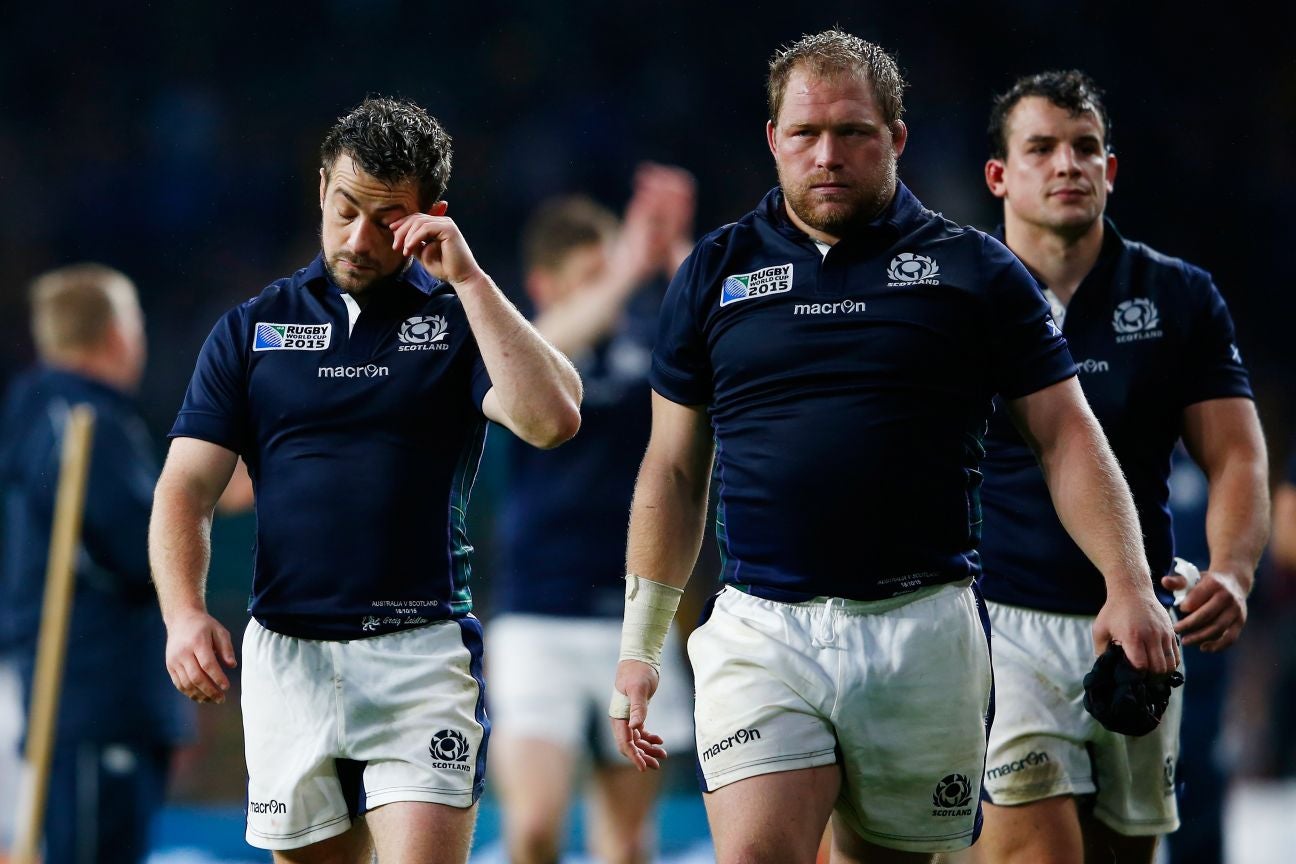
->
left=1204, top=448, right=1270, bottom=587
left=148, top=479, right=215, bottom=623
left=626, top=456, right=712, bottom=591
left=456, top=271, right=582, bottom=445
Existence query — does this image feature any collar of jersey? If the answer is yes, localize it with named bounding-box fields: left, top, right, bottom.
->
left=759, top=181, right=919, bottom=247
left=299, top=253, right=442, bottom=296
left=992, top=217, right=1126, bottom=297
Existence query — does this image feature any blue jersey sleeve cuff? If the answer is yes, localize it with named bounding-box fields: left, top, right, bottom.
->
left=649, top=360, right=711, bottom=407
left=998, top=352, right=1079, bottom=401
left=169, top=411, right=244, bottom=455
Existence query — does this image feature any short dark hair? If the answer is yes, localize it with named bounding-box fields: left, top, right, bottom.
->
left=320, top=96, right=453, bottom=209
left=521, top=196, right=618, bottom=273
left=767, top=29, right=906, bottom=127
left=988, top=70, right=1111, bottom=160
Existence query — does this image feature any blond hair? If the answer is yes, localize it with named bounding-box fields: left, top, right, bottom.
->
left=767, top=29, right=907, bottom=126
left=29, top=263, right=137, bottom=362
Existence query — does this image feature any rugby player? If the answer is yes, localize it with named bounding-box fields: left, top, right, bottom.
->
left=608, top=31, right=1178, bottom=864
left=490, top=166, right=696, bottom=864
left=972, top=70, right=1268, bottom=864
left=149, top=97, right=581, bottom=862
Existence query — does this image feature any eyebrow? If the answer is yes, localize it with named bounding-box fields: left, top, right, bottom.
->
left=334, top=188, right=409, bottom=215
left=1024, top=133, right=1102, bottom=145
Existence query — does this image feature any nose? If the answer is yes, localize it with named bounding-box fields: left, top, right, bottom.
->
left=347, top=219, right=381, bottom=255
left=1052, top=145, right=1082, bottom=177
left=814, top=133, right=846, bottom=171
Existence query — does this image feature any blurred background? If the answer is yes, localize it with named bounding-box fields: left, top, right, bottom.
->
left=1, top=0, right=1293, bottom=861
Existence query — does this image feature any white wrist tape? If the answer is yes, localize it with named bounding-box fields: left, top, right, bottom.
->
left=1171, top=557, right=1201, bottom=607
left=617, top=574, right=683, bottom=674
left=608, top=689, right=632, bottom=720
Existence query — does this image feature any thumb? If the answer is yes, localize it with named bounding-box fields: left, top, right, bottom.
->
left=216, top=626, right=238, bottom=667
left=627, top=684, right=649, bottom=731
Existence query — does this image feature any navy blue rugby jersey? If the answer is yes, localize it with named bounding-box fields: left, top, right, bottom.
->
left=1, top=368, right=192, bottom=745
left=494, top=284, right=659, bottom=618
left=171, top=255, right=493, bottom=639
left=979, top=221, right=1252, bottom=614
left=651, top=184, right=1075, bottom=601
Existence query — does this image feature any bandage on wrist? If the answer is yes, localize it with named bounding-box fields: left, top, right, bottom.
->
left=617, top=573, right=683, bottom=674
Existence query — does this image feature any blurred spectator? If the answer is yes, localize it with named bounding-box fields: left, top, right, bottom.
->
left=0, top=264, right=193, bottom=864
left=488, top=164, right=698, bottom=864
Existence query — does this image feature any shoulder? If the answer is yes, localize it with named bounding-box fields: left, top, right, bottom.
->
left=1121, top=237, right=1213, bottom=291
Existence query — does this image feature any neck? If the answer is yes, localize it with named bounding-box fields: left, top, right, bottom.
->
left=47, top=354, right=135, bottom=394
left=1002, top=215, right=1104, bottom=305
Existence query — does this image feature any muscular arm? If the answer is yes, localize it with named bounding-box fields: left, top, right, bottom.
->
left=1007, top=376, right=1179, bottom=672
left=613, top=394, right=714, bottom=769
left=149, top=436, right=239, bottom=702
left=392, top=213, right=581, bottom=449
left=1171, top=397, right=1269, bottom=650
left=625, top=394, right=716, bottom=588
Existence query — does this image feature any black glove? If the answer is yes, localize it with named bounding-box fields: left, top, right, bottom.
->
left=1082, top=642, right=1184, bottom=737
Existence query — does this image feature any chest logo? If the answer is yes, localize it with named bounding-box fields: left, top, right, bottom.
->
left=720, top=263, right=793, bottom=307
left=1112, top=298, right=1162, bottom=343
left=398, top=315, right=450, bottom=352
left=887, top=252, right=941, bottom=286
left=253, top=322, right=331, bottom=351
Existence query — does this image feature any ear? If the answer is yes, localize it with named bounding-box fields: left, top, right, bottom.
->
left=985, top=158, right=1008, bottom=199
left=430, top=200, right=449, bottom=217
left=766, top=120, right=778, bottom=158
left=890, top=120, right=908, bottom=157
left=319, top=168, right=327, bottom=210
left=1105, top=152, right=1118, bottom=194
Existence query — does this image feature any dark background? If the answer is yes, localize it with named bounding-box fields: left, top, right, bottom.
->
left=1, top=0, right=1293, bottom=806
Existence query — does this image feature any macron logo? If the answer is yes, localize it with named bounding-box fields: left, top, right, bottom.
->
left=793, top=300, right=866, bottom=315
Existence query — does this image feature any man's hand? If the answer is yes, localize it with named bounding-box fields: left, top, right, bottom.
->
left=165, top=609, right=237, bottom=704
left=610, top=659, right=668, bottom=771
left=1162, top=568, right=1249, bottom=651
left=390, top=212, right=484, bottom=287
left=1093, top=585, right=1179, bottom=674
left=632, top=162, right=696, bottom=276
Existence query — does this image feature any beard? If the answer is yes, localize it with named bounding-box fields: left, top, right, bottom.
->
left=779, top=156, right=898, bottom=238
left=323, top=250, right=404, bottom=296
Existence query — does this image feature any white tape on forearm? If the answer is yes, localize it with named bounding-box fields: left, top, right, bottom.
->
left=608, top=688, right=631, bottom=720
left=618, top=574, right=683, bottom=673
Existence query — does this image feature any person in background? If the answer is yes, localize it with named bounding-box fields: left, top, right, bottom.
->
left=490, top=165, right=697, bottom=864
left=973, top=70, right=1268, bottom=864
left=0, top=263, right=194, bottom=864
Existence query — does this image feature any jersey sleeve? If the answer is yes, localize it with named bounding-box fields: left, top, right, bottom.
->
left=986, top=243, right=1077, bottom=399
left=1179, top=271, right=1253, bottom=405
left=650, top=245, right=714, bottom=406
left=169, top=304, right=250, bottom=453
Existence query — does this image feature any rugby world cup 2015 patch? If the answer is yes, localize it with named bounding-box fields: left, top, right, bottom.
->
left=253, top=322, right=332, bottom=351
left=720, top=263, right=793, bottom=307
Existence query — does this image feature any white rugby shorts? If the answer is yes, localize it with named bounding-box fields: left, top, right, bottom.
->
left=241, top=617, right=488, bottom=850
left=487, top=614, right=692, bottom=761
left=982, top=601, right=1182, bottom=835
left=688, top=581, right=994, bottom=853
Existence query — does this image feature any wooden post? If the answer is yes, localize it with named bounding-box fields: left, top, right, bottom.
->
left=11, top=405, right=95, bottom=864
